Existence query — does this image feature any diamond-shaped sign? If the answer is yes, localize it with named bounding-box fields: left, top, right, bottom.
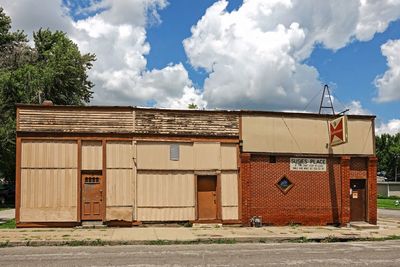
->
left=329, top=116, right=348, bottom=146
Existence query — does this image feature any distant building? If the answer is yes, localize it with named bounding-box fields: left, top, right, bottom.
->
left=15, top=103, right=376, bottom=227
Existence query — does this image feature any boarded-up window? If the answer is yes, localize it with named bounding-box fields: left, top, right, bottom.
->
left=170, top=144, right=179, bottom=161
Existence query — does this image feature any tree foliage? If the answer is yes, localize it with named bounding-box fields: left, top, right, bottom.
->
left=188, top=103, right=198, bottom=109
left=0, top=7, right=96, bottom=183
left=376, top=133, right=400, bottom=180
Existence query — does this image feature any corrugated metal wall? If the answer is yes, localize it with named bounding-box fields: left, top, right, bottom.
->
left=137, top=171, right=195, bottom=221
left=137, top=142, right=194, bottom=170
left=20, top=140, right=78, bottom=222
left=137, top=142, right=237, bottom=170
left=106, top=141, right=135, bottom=221
left=221, top=172, right=239, bottom=220
left=82, top=141, right=102, bottom=170
left=136, top=142, right=238, bottom=221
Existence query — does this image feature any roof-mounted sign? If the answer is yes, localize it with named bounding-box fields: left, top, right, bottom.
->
left=329, top=116, right=348, bottom=146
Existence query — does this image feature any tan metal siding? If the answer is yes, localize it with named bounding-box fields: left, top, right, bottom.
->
left=137, top=172, right=195, bottom=207
left=105, top=141, right=135, bottom=221
left=106, top=169, right=133, bottom=206
left=137, top=142, right=194, bottom=170
left=20, top=208, right=77, bottom=222
left=136, top=170, right=196, bottom=221
left=20, top=169, right=77, bottom=222
left=242, top=116, right=374, bottom=155
left=221, top=144, right=237, bottom=170
left=221, top=172, right=239, bottom=220
left=137, top=207, right=195, bottom=221
left=18, top=107, right=135, bottom=133
left=194, top=142, right=220, bottom=170
left=135, top=109, right=239, bottom=136
left=222, top=207, right=239, bottom=220
left=20, top=140, right=78, bottom=222
left=106, top=141, right=134, bottom=169
left=82, top=141, right=102, bottom=170
left=221, top=172, right=239, bottom=206
left=21, top=140, right=77, bottom=168
left=106, top=207, right=132, bottom=221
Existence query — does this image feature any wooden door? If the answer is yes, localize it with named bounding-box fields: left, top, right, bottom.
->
left=350, top=179, right=366, bottom=221
left=197, top=176, right=217, bottom=220
left=81, top=174, right=103, bottom=221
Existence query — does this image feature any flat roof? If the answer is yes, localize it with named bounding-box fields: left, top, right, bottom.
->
left=16, top=103, right=376, bottom=119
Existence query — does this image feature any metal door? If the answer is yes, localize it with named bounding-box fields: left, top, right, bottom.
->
left=81, top=174, right=103, bottom=221
left=350, top=179, right=366, bottom=221
left=197, top=175, right=217, bottom=220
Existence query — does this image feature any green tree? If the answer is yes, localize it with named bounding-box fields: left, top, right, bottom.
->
left=33, top=29, right=95, bottom=105
left=0, top=8, right=96, bottom=185
left=376, top=133, right=400, bottom=180
left=188, top=103, right=198, bottom=109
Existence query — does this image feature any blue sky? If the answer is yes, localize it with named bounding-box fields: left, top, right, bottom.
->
left=1, top=0, right=400, bottom=133
left=144, top=1, right=400, bottom=122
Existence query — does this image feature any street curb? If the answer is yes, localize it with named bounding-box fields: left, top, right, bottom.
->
left=1, top=235, right=400, bottom=248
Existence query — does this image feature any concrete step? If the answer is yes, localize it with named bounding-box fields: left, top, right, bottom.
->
left=350, top=221, right=379, bottom=230
left=80, top=221, right=106, bottom=229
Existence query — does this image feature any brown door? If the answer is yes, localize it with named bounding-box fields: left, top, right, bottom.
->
left=350, top=179, right=366, bottom=221
left=197, top=175, right=218, bottom=220
left=81, top=174, right=103, bottom=221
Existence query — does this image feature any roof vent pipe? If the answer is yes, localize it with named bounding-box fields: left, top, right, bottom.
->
left=42, top=100, right=53, bottom=106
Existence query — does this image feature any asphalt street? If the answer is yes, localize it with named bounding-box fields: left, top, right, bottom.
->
left=378, top=208, right=400, bottom=219
left=1, top=241, right=400, bottom=266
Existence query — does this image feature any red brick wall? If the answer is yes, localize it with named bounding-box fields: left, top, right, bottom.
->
left=367, top=157, right=378, bottom=224
left=341, top=157, right=350, bottom=225
left=350, top=158, right=368, bottom=179
left=240, top=154, right=375, bottom=226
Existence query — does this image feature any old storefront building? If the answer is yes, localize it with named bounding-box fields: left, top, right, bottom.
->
left=15, top=104, right=376, bottom=227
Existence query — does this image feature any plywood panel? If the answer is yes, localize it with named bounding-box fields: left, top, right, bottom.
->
left=21, top=140, right=77, bottom=168
left=221, top=173, right=239, bottom=206
left=106, top=141, right=133, bottom=168
left=137, top=142, right=194, bottom=170
left=222, top=206, right=239, bottom=220
left=137, top=207, right=195, bottom=221
left=21, top=169, right=77, bottom=209
left=137, top=172, right=195, bottom=207
left=20, top=207, right=77, bottom=222
left=242, top=116, right=374, bottom=155
left=106, top=169, right=133, bottom=206
left=82, top=141, right=102, bottom=170
left=194, top=142, right=220, bottom=170
left=18, top=107, right=134, bottom=133
left=221, top=144, right=237, bottom=170
left=106, top=207, right=133, bottom=221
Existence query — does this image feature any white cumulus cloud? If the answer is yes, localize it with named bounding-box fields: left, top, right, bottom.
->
left=346, top=100, right=373, bottom=115
left=374, top=39, right=400, bottom=102
left=183, top=0, right=400, bottom=110
left=0, top=0, right=205, bottom=109
left=376, top=119, right=400, bottom=135
left=2, top=0, right=400, bottom=111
